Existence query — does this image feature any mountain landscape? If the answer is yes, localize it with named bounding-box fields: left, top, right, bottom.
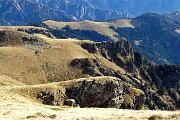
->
left=0, top=26, right=180, bottom=119
left=0, top=0, right=180, bottom=120
left=0, top=0, right=180, bottom=25
left=21, top=11, right=180, bottom=65
left=0, top=0, right=122, bottom=25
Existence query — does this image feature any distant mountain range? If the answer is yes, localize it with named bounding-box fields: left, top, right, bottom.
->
left=89, top=0, right=180, bottom=16
left=0, top=0, right=180, bottom=25
left=25, top=11, right=179, bottom=65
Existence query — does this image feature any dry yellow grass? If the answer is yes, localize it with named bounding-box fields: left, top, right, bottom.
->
left=0, top=75, right=25, bottom=86
left=0, top=26, right=46, bottom=31
left=0, top=32, right=126, bottom=85
left=0, top=22, right=179, bottom=120
left=0, top=37, right=93, bottom=84
left=43, top=19, right=135, bottom=42
left=105, top=19, right=135, bottom=28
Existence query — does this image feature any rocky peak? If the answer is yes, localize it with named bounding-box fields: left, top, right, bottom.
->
left=81, top=38, right=135, bottom=72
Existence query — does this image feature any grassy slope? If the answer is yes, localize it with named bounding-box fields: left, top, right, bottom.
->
left=0, top=32, right=124, bottom=85
left=43, top=19, right=134, bottom=42
left=0, top=38, right=90, bottom=84
left=0, top=26, right=46, bottom=31
left=0, top=75, right=25, bottom=86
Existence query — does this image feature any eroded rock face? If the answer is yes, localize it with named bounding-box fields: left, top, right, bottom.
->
left=65, top=78, right=145, bottom=109
left=37, top=89, right=65, bottom=106
left=81, top=38, right=135, bottom=73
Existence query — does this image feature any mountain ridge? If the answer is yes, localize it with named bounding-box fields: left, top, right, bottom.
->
left=27, top=12, right=179, bottom=65
left=1, top=0, right=180, bottom=25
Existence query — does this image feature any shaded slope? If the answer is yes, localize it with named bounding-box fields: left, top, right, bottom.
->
left=113, top=12, right=180, bottom=65
left=89, top=0, right=180, bottom=16
left=41, top=12, right=180, bottom=65
left=0, top=0, right=124, bottom=25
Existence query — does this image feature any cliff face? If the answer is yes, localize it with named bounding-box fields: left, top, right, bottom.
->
left=65, top=77, right=145, bottom=109
left=81, top=38, right=135, bottom=73
left=69, top=38, right=180, bottom=110
left=0, top=0, right=72, bottom=25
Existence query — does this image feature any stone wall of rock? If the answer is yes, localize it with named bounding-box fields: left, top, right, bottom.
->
left=81, top=38, right=136, bottom=74
left=36, top=89, right=66, bottom=106
left=65, top=78, right=145, bottom=109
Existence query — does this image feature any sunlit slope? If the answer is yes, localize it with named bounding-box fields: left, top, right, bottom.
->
left=0, top=31, right=124, bottom=85
left=43, top=19, right=134, bottom=41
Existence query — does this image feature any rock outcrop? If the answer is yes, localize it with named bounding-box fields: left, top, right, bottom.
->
left=0, top=30, right=179, bottom=110
left=37, top=90, right=65, bottom=106
left=71, top=38, right=180, bottom=110
left=81, top=38, right=136, bottom=74
left=65, top=77, right=145, bottom=109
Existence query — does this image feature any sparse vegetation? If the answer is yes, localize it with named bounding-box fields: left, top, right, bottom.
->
left=50, top=107, right=64, bottom=111
left=26, top=112, right=57, bottom=119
